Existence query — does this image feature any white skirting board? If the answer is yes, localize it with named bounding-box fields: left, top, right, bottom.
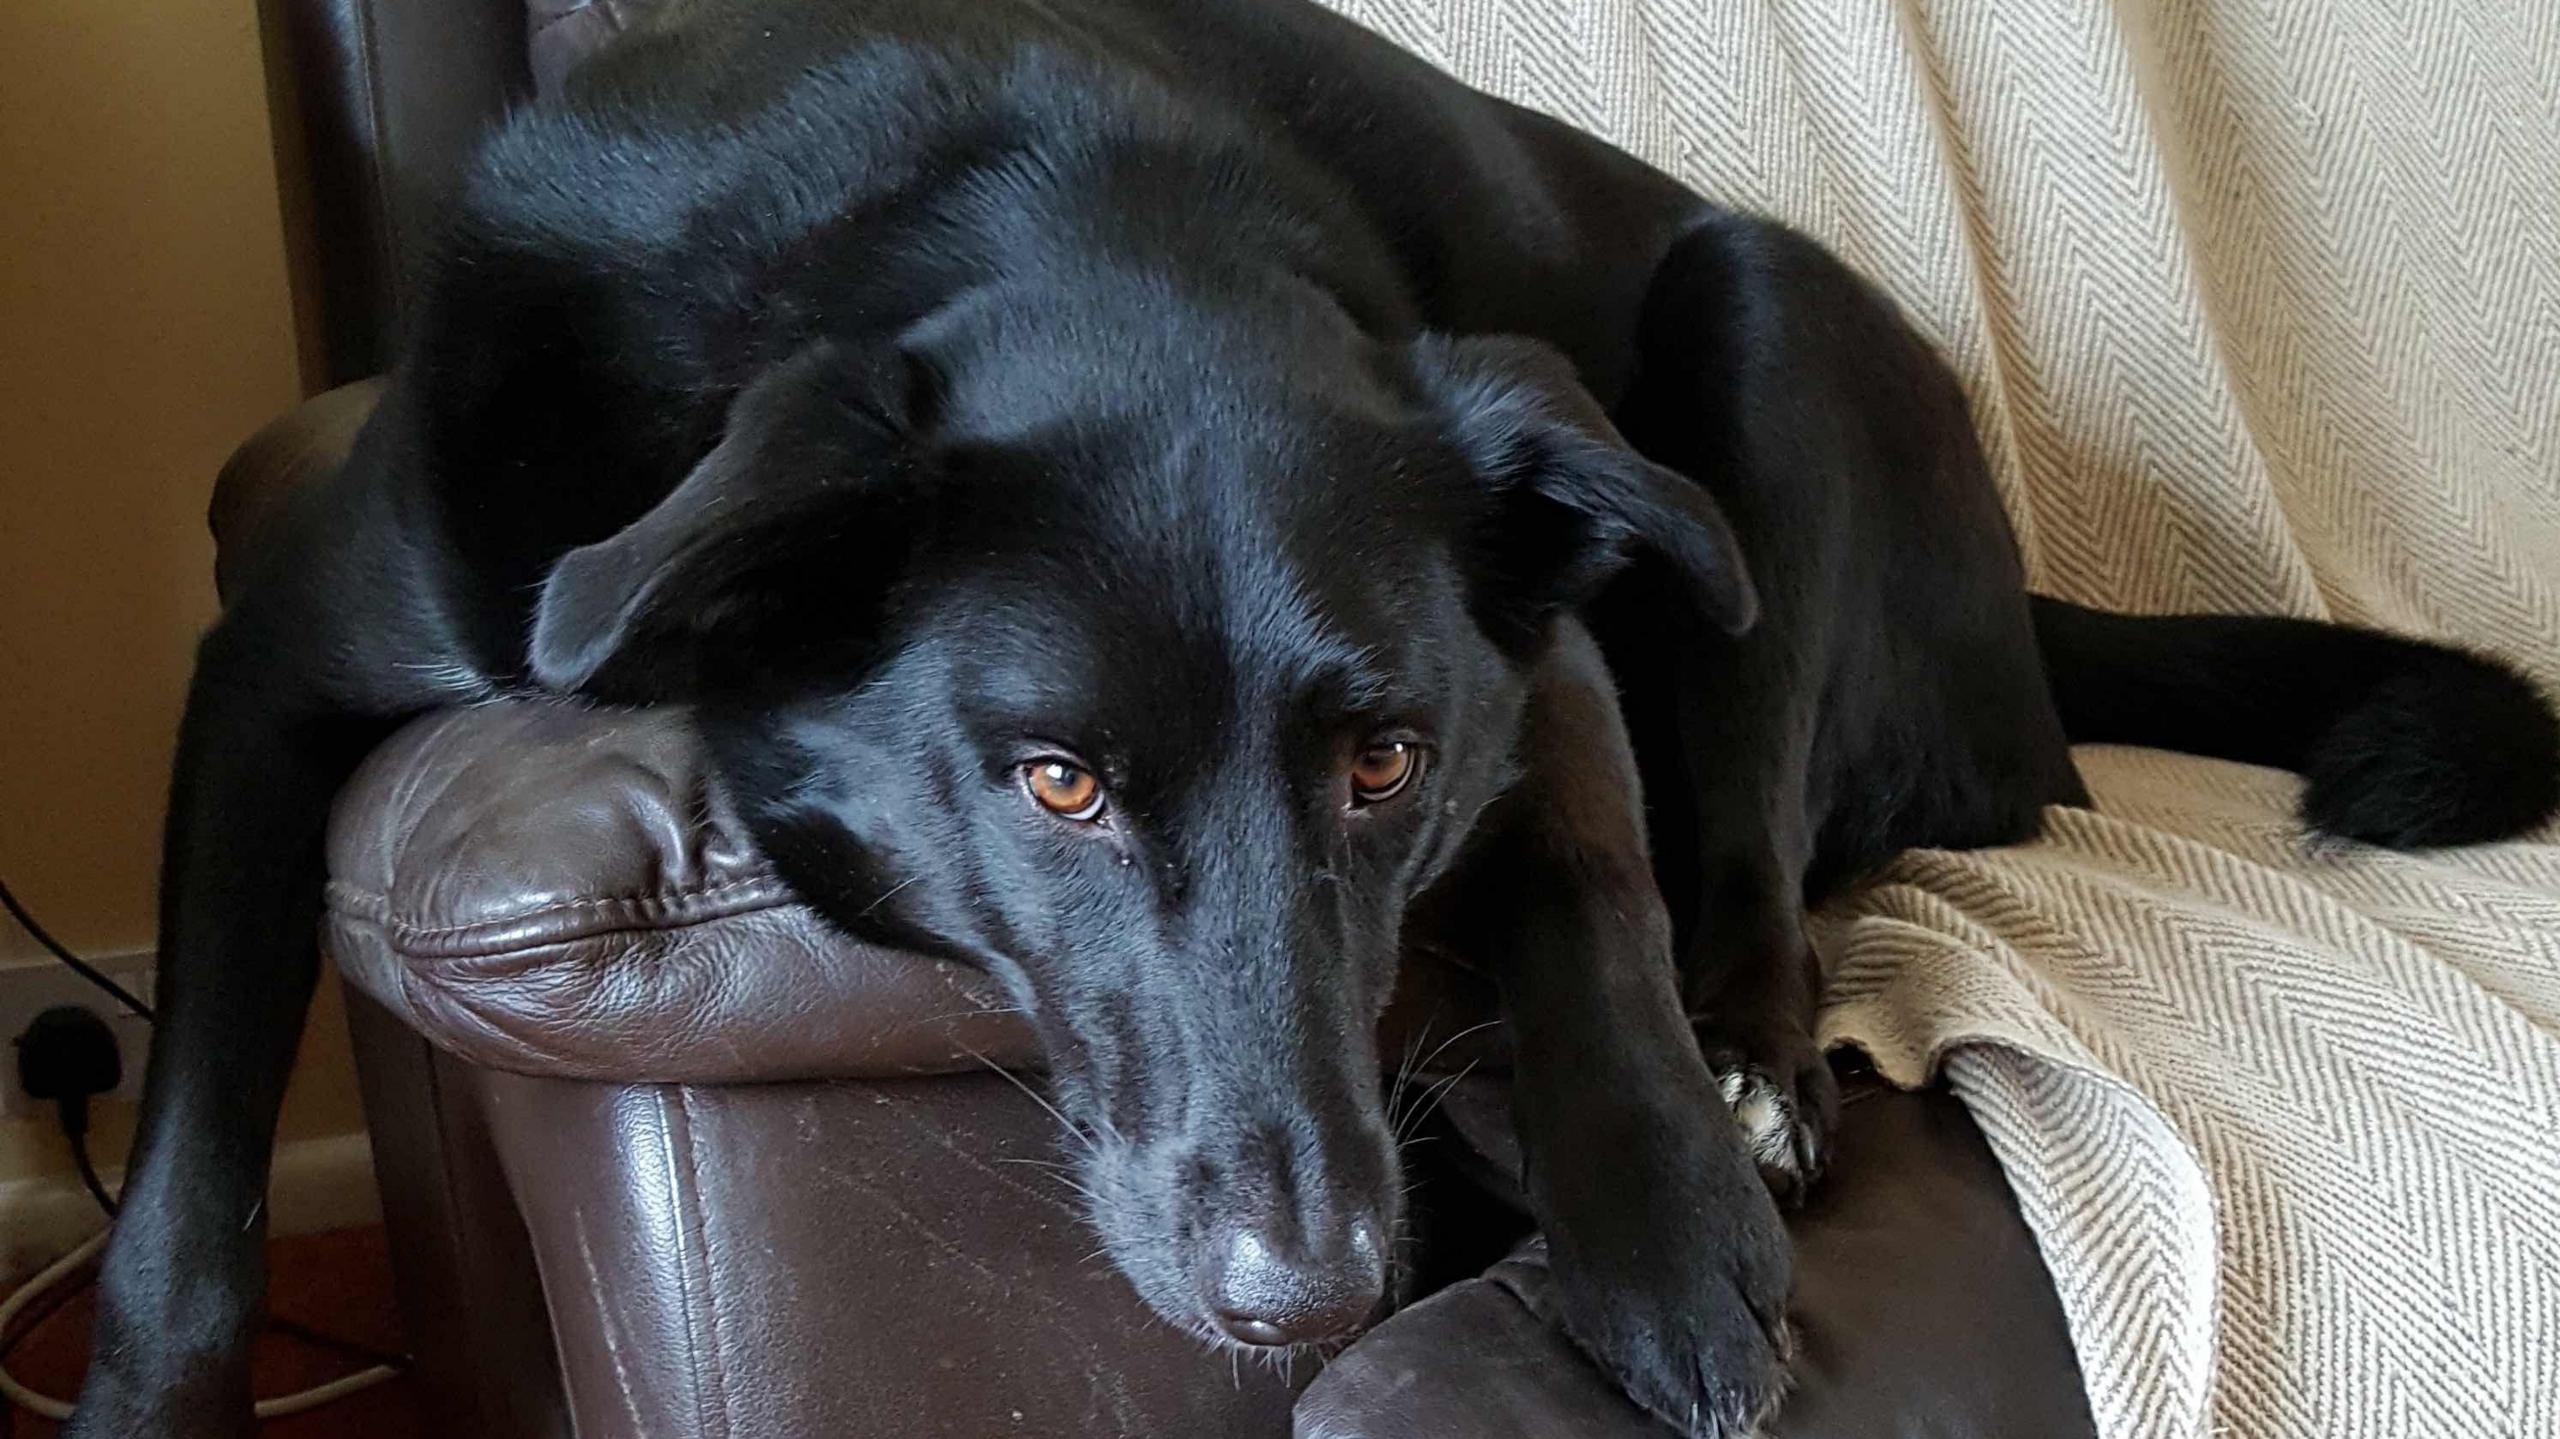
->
left=0, top=1129, right=380, bottom=1281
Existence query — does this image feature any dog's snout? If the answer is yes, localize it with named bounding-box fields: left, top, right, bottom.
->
left=1206, top=1218, right=1385, bottom=1346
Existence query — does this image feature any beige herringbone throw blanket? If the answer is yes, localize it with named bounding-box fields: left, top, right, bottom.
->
left=1319, top=2, right=2560, bottom=1436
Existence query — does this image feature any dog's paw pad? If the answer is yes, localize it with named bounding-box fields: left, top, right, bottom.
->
left=1715, top=1066, right=1802, bottom=1179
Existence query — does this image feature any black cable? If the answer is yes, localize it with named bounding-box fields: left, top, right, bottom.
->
left=0, top=876, right=153, bottom=1020
left=69, top=1131, right=117, bottom=1218
left=14, top=884, right=410, bottom=1378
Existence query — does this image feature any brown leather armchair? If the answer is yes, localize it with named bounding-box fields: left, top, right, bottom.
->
left=221, top=3, right=2097, bottom=1434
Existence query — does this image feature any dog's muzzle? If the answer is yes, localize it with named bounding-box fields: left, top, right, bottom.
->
left=1203, top=1214, right=1387, bottom=1346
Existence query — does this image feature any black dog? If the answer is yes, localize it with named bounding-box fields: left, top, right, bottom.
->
left=73, top=1, right=2558, bottom=1435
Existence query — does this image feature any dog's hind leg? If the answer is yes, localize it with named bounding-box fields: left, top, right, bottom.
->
left=1589, top=209, right=2065, bottom=1203
left=64, top=444, right=480, bottom=1439
left=1419, top=622, right=1792, bottom=1439
left=1598, top=592, right=1839, bottom=1203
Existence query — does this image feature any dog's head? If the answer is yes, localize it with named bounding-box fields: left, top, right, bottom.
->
left=528, top=308, right=1752, bottom=1348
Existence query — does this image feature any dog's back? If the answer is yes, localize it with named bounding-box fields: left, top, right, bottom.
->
left=395, top=0, right=1707, bottom=652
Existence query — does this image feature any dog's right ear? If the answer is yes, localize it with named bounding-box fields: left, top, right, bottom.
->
left=1413, top=333, right=1757, bottom=651
left=529, top=340, right=936, bottom=701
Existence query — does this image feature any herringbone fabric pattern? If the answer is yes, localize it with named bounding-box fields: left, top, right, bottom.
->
left=1317, top=3, right=2560, bottom=1436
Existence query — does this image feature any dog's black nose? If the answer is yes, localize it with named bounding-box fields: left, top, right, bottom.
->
left=1206, top=1221, right=1384, bottom=1346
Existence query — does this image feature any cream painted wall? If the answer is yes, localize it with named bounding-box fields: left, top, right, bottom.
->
left=0, top=3, right=369, bottom=1192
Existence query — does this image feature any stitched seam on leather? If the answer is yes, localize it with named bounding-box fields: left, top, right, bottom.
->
left=323, top=874, right=796, bottom=954
left=325, top=872, right=780, bottom=927
left=644, top=1089, right=710, bottom=1436
left=670, top=1088, right=734, bottom=1439
left=420, top=1039, right=462, bottom=1280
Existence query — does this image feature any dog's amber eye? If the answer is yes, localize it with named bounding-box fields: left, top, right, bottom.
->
left=1350, top=742, right=1419, bottom=805
left=1025, top=759, right=1105, bottom=821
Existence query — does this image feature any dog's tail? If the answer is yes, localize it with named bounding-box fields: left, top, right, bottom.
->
left=2028, top=595, right=2559, bottom=848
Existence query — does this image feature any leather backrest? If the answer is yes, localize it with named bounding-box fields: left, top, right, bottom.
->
left=257, top=0, right=650, bottom=386
left=260, top=0, right=528, bottom=385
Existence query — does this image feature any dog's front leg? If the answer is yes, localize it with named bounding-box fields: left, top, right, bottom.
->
left=67, top=476, right=461, bottom=1438
left=1437, top=627, right=1793, bottom=1439
left=62, top=631, right=389, bottom=1437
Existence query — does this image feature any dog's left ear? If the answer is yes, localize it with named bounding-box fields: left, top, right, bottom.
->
left=1414, top=333, right=1756, bottom=646
left=529, top=339, right=936, bottom=701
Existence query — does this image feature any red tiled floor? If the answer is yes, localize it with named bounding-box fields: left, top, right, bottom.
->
left=2, top=1227, right=428, bottom=1439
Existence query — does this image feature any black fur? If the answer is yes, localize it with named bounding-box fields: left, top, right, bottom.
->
left=72, top=2, right=2558, bottom=1436
left=2033, top=597, right=2560, bottom=848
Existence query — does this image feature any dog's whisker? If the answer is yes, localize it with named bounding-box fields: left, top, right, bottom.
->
left=955, top=1041, right=1097, bottom=1157
left=1091, top=1107, right=1128, bottom=1149
left=852, top=874, right=923, bottom=920
left=993, top=1156, right=1101, bottom=1204
left=1385, top=1016, right=1503, bottom=1140
left=993, top=1154, right=1077, bottom=1174
left=1384, top=1020, right=1436, bottom=1124
left=1394, top=1057, right=1482, bottom=1146
left=920, top=1003, right=1032, bottom=1026
left=1408, top=1017, right=1505, bottom=1080
left=1389, top=1011, right=1457, bottom=1086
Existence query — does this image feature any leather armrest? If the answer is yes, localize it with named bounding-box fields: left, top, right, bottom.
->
left=210, top=378, right=384, bottom=601
left=323, top=700, right=1036, bottom=1082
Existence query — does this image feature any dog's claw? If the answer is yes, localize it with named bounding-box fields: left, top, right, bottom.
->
left=1718, top=1066, right=1798, bottom=1170
left=1707, top=1037, right=1837, bottom=1205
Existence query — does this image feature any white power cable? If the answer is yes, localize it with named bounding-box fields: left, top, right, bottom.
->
left=0, top=881, right=403, bottom=1421
left=0, top=1229, right=400, bottom=1421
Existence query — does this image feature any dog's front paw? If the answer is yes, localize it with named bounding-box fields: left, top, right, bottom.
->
left=1559, top=1255, right=1793, bottom=1437
left=1704, top=1025, right=1838, bottom=1205
left=1532, top=1118, right=1796, bottom=1438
